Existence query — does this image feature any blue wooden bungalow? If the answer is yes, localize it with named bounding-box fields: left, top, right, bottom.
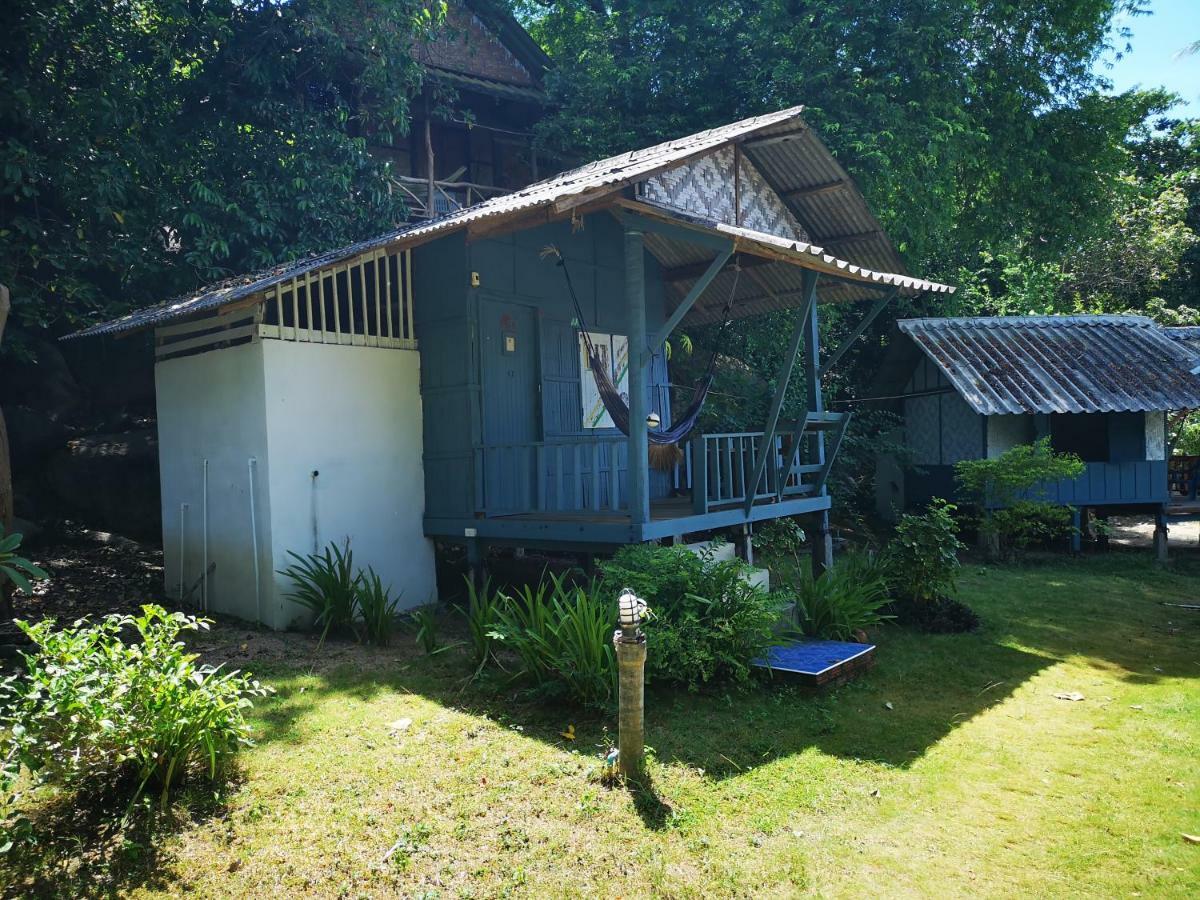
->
left=69, top=107, right=953, bottom=627
left=872, top=315, right=1200, bottom=554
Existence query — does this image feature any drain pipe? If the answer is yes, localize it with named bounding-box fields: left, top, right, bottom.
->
left=248, top=457, right=261, bottom=627
left=178, top=502, right=188, bottom=602
left=202, top=458, right=209, bottom=613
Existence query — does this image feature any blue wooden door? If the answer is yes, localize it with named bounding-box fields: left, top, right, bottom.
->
left=479, top=297, right=538, bottom=512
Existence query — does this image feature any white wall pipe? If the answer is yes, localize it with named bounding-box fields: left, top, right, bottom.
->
left=178, top=502, right=188, bottom=602
left=202, top=458, right=209, bottom=613
left=248, top=457, right=261, bottom=627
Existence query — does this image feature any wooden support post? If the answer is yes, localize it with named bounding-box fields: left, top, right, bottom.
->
left=645, top=245, right=733, bottom=364
left=466, top=537, right=486, bottom=590
left=743, top=270, right=819, bottom=515
left=1154, top=511, right=1169, bottom=564
left=804, top=278, right=833, bottom=574
left=626, top=226, right=651, bottom=527
left=819, top=288, right=898, bottom=379
left=737, top=524, right=754, bottom=566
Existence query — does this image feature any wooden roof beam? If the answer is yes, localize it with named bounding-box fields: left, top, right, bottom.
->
left=740, top=128, right=808, bottom=150
left=662, top=253, right=770, bottom=283
left=820, top=229, right=882, bottom=245
left=783, top=179, right=845, bottom=199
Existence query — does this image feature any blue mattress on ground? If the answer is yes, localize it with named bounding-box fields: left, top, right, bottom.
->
left=752, top=640, right=875, bottom=676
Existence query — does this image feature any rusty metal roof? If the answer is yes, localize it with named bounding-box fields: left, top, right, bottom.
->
left=900, top=316, right=1200, bottom=415
left=69, top=106, right=953, bottom=339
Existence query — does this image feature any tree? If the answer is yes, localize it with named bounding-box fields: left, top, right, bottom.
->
left=0, top=0, right=443, bottom=339
left=0, top=283, right=12, bottom=618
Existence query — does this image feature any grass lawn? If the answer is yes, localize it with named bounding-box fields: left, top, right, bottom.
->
left=5, top=554, right=1199, bottom=897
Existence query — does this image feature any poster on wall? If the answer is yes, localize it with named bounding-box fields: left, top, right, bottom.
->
left=580, top=332, right=629, bottom=429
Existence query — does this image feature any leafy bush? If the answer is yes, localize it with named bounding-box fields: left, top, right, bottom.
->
left=892, top=595, right=981, bottom=634
left=458, top=575, right=501, bottom=673
left=0, top=606, right=269, bottom=822
left=279, top=540, right=359, bottom=644
left=752, top=518, right=806, bottom=559
left=0, top=530, right=47, bottom=596
left=411, top=605, right=441, bottom=655
left=791, top=553, right=893, bottom=640
left=955, top=438, right=1084, bottom=558
left=489, top=573, right=617, bottom=709
left=357, top=567, right=401, bottom=647
left=885, top=499, right=965, bottom=604
left=279, top=541, right=405, bottom=645
left=599, top=544, right=783, bottom=690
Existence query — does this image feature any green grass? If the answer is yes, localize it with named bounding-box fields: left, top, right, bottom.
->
left=5, top=555, right=1200, bottom=897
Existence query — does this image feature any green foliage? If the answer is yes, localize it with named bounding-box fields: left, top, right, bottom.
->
left=956, top=438, right=1085, bottom=557
left=1171, top=411, right=1200, bottom=456
left=790, top=554, right=893, bottom=641
left=488, top=572, right=617, bottom=709
left=458, top=575, right=502, bottom=672
left=0, top=0, right=443, bottom=335
left=356, top=567, right=402, bottom=647
left=751, top=518, right=806, bottom=560
left=280, top=541, right=406, bottom=646
left=987, top=501, right=1077, bottom=556
left=885, top=499, right=964, bottom=604
left=0, top=531, right=46, bottom=596
left=279, top=541, right=359, bottom=645
left=0, top=605, right=269, bottom=830
left=955, top=437, right=1085, bottom=507
left=412, top=606, right=441, bottom=656
left=598, top=544, right=783, bottom=690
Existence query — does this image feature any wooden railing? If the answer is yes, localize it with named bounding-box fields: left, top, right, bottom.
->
left=1021, top=460, right=1168, bottom=507
left=474, top=436, right=628, bottom=516
left=677, top=431, right=821, bottom=514
left=474, top=419, right=848, bottom=519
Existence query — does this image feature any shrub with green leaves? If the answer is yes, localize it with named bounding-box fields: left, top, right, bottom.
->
left=752, top=518, right=806, bottom=560
left=955, top=438, right=1084, bottom=557
left=357, top=567, right=402, bottom=647
left=458, top=575, right=501, bottom=673
left=791, top=553, right=893, bottom=640
left=599, top=544, right=783, bottom=690
left=885, top=499, right=965, bottom=604
left=490, top=573, right=617, bottom=709
left=0, top=606, right=269, bottom=824
left=0, top=530, right=47, bottom=597
left=279, top=540, right=359, bottom=644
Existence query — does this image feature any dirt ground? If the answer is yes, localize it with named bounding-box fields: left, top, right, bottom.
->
left=1107, top=514, right=1200, bottom=551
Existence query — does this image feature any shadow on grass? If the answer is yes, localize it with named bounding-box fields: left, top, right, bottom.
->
left=212, top=554, right=1200, bottom=782
left=2, top=773, right=238, bottom=898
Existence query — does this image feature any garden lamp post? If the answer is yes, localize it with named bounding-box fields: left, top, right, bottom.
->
left=614, top=587, right=649, bottom=779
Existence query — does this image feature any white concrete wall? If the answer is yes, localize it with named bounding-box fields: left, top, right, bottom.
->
left=1146, top=411, right=1166, bottom=461
left=157, top=338, right=436, bottom=631
left=987, top=414, right=1034, bottom=459
left=156, top=342, right=274, bottom=624
left=260, top=341, right=436, bottom=624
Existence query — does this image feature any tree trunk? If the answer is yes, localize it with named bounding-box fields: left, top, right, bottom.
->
left=0, top=283, right=14, bottom=619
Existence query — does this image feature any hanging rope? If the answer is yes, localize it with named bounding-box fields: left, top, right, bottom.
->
left=543, top=245, right=739, bottom=446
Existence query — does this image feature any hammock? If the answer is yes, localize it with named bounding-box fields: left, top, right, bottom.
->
left=546, top=245, right=738, bottom=446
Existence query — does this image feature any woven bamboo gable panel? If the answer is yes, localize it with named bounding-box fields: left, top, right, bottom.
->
left=640, top=146, right=809, bottom=242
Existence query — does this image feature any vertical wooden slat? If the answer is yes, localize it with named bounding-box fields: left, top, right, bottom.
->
left=384, top=251, right=395, bottom=340
left=272, top=288, right=283, bottom=337
left=721, top=438, right=733, bottom=503
left=555, top=444, right=564, bottom=511
left=316, top=271, right=327, bottom=342
left=404, top=249, right=414, bottom=340
left=303, top=271, right=315, bottom=342
left=609, top=444, right=620, bottom=511
left=573, top=444, right=582, bottom=509
left=711, top=437, right=722, bottom=502
left=290, top=277, right=299, bottom=341
left=372, top=250, right=383, bottom=346
left=692, top=438, right=707, bottom=515
left=332, top=266, right=344, bottom=343
left=535, top=444, right=546, bottom=511
left=356, top=260, right=368, bottom=347
left=591, top=443, right=600, bottom=511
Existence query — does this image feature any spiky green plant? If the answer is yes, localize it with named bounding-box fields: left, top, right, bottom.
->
left=278, top=540, right=360, bottom=645
left=356, top=567, right=401, bottom=647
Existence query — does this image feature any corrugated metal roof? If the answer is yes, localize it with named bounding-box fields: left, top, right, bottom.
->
left=900, top=316, right=1200, bottom=415
left=69, top=106, right=953, bottom=339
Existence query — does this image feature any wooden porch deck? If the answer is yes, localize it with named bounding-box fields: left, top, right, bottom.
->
left=424, top=492, right=832, bottom=549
